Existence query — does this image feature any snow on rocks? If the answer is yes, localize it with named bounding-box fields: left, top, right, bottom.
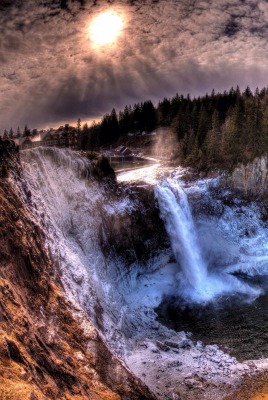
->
left=165, top=331, right=193, bottom=349
left=125, top=331, right=258, bottom=400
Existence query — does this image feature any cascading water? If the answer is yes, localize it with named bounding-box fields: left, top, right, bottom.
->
left=155, top=179, right=207, bottom=292
left=155, top=177, right=263, bottom=303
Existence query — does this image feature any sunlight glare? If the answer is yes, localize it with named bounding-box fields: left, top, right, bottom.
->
left=89, top=10, right=124, bottom=46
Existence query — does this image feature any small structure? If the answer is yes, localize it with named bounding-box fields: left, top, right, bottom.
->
left=12, top=127, right=78, bottom=150
left=115, top=146, right=132, bottom=156
left=13, top=136, right=33, bottom=150
left=29, top=134, right=43, bottom=148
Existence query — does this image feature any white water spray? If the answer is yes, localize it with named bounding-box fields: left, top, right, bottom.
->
left=155, top=179, right=207, bottom=292
left=155, top=178, right=262, bottom=302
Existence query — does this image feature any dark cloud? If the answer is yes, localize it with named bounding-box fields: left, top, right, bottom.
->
left=1, top=0, right=268, bottom=131
left=224, top=19, right=241, bottom=37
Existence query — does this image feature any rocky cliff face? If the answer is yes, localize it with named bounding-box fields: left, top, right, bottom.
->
left=101, top=185, right=168, bottom=266
left=0, top=140, right=156, bottom=400
left=224, top=155, right=268, bottom=198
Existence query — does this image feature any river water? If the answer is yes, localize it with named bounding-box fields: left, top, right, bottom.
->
left=156, top=283, right=268, bottom=361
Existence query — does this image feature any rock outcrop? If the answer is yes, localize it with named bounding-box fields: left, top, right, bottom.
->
left=101, top=185, right=169, bottom=265
left=223, top=155, right=268, bottom=198
left=0, top=140, right=156, bottom=400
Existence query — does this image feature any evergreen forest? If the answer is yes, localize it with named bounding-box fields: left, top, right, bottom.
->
left=80, top=86, right=268, bottom=170
left=3, top=85, right=268, bottom=171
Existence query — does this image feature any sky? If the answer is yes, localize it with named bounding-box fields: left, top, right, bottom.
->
left=1, top=0, right=268, bottom=131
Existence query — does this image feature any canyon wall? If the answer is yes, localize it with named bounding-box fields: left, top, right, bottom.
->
left=0, top=140, right=156, bottom=400
left=101, top=185, right=168, bottom=265
left=224, top=155, right=268, bottom=198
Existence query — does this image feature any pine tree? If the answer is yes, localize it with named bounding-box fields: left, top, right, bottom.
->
left=196, top=105, right=211, bottom=147
left=205, top=110, right=221, bottom=165
left=79, top=123, right=89, bottom=150
left=119, top=105, right=131, bottom=134
left=157, top=98, right=171, bottom=126
left=77, top=118, right=81, bottom=134
left=142, top=101, right=156, bottom=132
left=109, top=108, right=120, bottom=141
left=222, top=102, right=243, bottom=163
left=23, top=125, right=31, bottom=137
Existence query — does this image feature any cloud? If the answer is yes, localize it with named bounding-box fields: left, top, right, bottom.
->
left=0, top=0, right=268, bottom=131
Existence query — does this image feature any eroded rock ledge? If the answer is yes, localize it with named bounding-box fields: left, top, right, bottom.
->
left=222, top=155, right=268, bottom=198
left=0, top=141, right=155, bottom=400
left=101, top=184, right=169, bottom=265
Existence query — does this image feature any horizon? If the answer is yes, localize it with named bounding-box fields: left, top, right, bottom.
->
left=1, top=83, right=263, bottom=133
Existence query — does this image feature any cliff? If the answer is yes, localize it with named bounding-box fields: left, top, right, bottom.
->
left=223, top=155, right=268, bottom=198
left=101, top=185, right=168, bottom=265
left=0, top=140, right=156, bottom=400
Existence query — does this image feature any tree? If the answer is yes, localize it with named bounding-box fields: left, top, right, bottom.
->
left=196, top=104, right=211, bottom=147
left=89, top=121, right=101, bottom=150
left=222, top=102, right=243, bottom=162
left=204, top=110, right=222, bottom=165
left=132, top=103, right=142, bottom=132
left=77, top=118, right=81, bottom=134
left=23, top=125, right=31, bottom=137
left=142, top=101, right=157, bottom=132
left=243, top=86, right=252, bottom=98
left=119, top=105, right=131, bottom=134
left=79, top=123, right=89, bottom=150
left=9, top=128, right=14, bottom=138
left=109, top=108, right=120, bottom=141
left=157, top=98, right=171, bottom=126
left=99, top=109, right=120, bottom=145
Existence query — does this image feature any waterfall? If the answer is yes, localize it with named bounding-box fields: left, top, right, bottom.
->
left=155, top=179, right=207, bottom=292
left=155, top=178, right=262, bottom=303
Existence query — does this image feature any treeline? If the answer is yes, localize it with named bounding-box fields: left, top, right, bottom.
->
left=1, top=125, right=38, bottom=139
left=79, top=85, right=268, bottom=170
left=163, top=86, right=268, bottom=169
left=3, top=85, right=268, bottom=170
left=79, top=100, right=157, bottom=150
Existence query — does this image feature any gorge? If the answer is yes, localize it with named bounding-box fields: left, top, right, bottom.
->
left=2, top=141, right=268, bottom=399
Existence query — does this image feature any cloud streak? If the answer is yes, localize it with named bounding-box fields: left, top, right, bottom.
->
left=0, top=0, right=268, bottom=130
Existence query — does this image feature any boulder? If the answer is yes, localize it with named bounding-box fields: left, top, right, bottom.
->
left=165, top=333, right=193, bottom=349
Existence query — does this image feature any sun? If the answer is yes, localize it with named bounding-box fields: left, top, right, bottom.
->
left=89, top=10, right=124, bottom=46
